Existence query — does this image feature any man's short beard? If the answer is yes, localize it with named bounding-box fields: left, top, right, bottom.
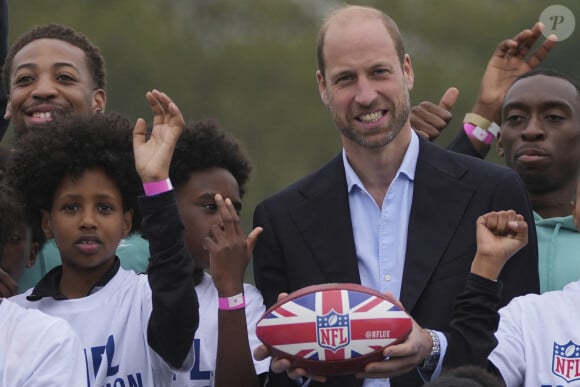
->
left=13, top=123, right=33, bottom=141
left=13, top=110, right=69, bottom=141
left=13, top=122, right=45, bottom=141
left=334, top=91, right=410, bottom=149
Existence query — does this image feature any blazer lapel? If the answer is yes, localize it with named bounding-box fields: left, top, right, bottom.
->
left=290, top=155, right=361, bottom=283
left=284, top=143, right=476, bottom=309
left=400, top=140, right=476, bottom=312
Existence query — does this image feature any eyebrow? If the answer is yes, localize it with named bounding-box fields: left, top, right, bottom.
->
left=56, top=192, right=119, bottom=202
left=199, top=192, right=217, bottom=201
left=14, top=62, right=80, bottom=73
left=503, top=100, right=573, bottom=112
left=199, top=191, right=243, bottom=212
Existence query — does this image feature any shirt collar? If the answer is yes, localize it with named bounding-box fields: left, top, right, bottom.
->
left=343, top=130, right=419, bottom=193
left=27, top=257, right=121, bottom=301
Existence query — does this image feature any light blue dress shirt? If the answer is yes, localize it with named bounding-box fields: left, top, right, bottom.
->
left=343, top=131, right=445, bottom=386
left=344, top=134, right=417, bottom=299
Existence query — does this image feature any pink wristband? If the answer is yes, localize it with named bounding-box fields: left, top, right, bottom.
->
left=143, top=178, right=173, bottom=196
left=463, top=122, right=494, bottom=145
left=218, top=293, right=245, bottom=310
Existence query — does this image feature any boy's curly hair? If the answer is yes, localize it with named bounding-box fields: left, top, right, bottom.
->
left=0, top=182, right=22, bottom=251
left=0, top=145, right=46, bottom=247
left=2, top=23, right=106, bottom=92
left=170, top=119, right=252, bottom=198
left=5, top=112, right=142, bottom=248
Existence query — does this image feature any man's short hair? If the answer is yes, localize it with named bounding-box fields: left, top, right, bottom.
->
left=2, top=24, right=106, bottom=92
left=316, top=5, right=405, bottom=77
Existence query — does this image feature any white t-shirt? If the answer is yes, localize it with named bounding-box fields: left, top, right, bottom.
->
left=490, top=279, right=580, bottom=386
left=172, top=272, right=270, bottom=386
left=11, top=268, right=193, bottom=387
left=0, top=298, right=86, bottom=386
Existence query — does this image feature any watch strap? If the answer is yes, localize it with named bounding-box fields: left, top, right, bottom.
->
left=420, top=329, right=441, bottom=373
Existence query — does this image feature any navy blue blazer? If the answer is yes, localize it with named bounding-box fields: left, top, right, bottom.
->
left=253, top=138, right=539, bottom=387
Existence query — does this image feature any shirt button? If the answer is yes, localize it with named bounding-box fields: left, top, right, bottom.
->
left=384, top=274, right=391, bottom=281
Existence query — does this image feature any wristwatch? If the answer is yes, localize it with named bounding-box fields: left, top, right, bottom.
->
left=420, top=329, right=441, bottom=373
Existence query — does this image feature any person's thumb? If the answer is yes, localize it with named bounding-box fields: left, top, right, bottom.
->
left=439, top=87, right=460, bottom=111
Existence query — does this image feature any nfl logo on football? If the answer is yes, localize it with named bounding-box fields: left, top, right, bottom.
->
left=553, top=341, right=580, bottom=382
left=316, top=310, right=350, bottom=352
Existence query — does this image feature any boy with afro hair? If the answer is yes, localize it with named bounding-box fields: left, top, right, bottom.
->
left=169, top=120, right=270, bottom=386
left=5, top=90, right=199, bottom=386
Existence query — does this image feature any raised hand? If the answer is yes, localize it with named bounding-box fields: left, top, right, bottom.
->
left=133, top=89, right=185, bottom=182
left=471, top=210, right=528, bottom=281
left=205, top=193, right=263, bottom=297
left=208, top=193, right=264, bottom=387
left=411, top=87, right=460, bottom=141
left=474, top=22, right=557, bottom=124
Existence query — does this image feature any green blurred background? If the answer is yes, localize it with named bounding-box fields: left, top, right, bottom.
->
left=4, top=0, right=580, bottom=280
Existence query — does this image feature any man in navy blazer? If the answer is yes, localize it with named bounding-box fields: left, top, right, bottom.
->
left=252, top=5, right=538, bottom=387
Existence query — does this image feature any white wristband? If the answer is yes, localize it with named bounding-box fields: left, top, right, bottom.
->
left=487, top=121, right=501, bottom=137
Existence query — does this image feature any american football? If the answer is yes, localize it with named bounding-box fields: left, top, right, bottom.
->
left=256, top=283, right=413, bottom=376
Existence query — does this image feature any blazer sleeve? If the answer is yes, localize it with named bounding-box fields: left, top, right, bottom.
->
left=252, top=201, right=289, bottom=309
left=252, top=204, right=308, bottom=387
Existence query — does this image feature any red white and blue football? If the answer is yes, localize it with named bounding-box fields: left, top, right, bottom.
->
left=256, top=283, right=413, bottom=376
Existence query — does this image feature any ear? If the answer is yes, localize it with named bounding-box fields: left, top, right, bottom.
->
left=26, top=242, right=40, bottom=268
left=316, top=70, right=329, bottom=107
left=41, top=209, right=53, bottom=239
left=4, top=99, right=12, bottom=120
left=496, top=133, right=505, bottom=158
left=403, top=54, right=414, bottom=91
left=92, top=89, right=106, bottom=113
left=121, top=209, right=133, bottom=238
